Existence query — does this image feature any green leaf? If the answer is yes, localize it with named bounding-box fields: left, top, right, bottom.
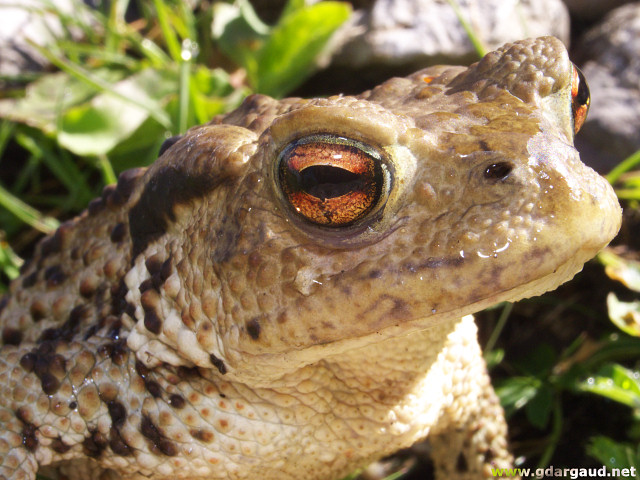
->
left=525, top=384, right=553, bottom=429
left=0, top=71, right=113, bottom=133
left=607, top=293, right=640, bottom=337
left=106, top=116, right=167, bottom=171
left=587, top=436, right=640, bottom=472
left=212, top=0, right=269, bottom=76
left=579, top=363, right=640, bottom=409
left=32, top=43, right=172, bottom=128
left=59, top=68, right=177, bottom=155
left=496, top=376, right=541, bottom=417
left=189, top=67, right=247, bottom=125
left=252, top=2, right=351, bottom=97
left=514, top=343, right=557, bottom=377
left=599, top=249, right=640, bottom=293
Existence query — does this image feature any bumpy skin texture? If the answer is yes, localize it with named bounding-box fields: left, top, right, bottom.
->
left=0, top=37, right=621, bottom=480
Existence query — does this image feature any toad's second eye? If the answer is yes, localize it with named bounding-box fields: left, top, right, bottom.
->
left=278, top=135, right=385, bottom=227
left=571, top=64, right=590, bottom=135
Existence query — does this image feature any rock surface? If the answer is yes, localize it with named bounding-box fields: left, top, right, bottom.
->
left=574, top=2, right=640, bottom=170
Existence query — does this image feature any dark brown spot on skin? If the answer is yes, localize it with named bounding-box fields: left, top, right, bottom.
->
left=51, top=437, right=71, bottom=454
left=109, top=339, right=128, bottom=365
left=22, top=272, right=38, bottom=289
left=168, top=394, right=186, bottom=409
left=29, top=300, right=47, bottom=321
left=104, top=319, right=122, bottom=340
left=20, top=353, right=36, bottom=372
left=145, top=379, right=163, bottom=398
left=160, top=258, right=173, bottom=281
left=177, top=366, right=200, bottom=379
left=109, top=427, right=133, bottom=456
left=2, top=327, right=22, bottom=346
left=110, top=222, right=127, bottom=243
left=40, top=372, right=61, bottom=395
left=190, top=429, right=214, bottom=443
left=22, top=347, right=67, bottom=394
left=128, top=161, right=224, bottom=256
left=139, top=278, right=155, bottom=293
left=368, top=269, right=382, bottom=279
left=246, top=318, right=261, bottom=340
left=38, top=304, right=89, bottom=343
left=22, top=423, right=38, bottom=451
left=456, top=452, right=468, bottom=472
left=209, top=354, right=227, bottom=375
left=16, top=407, right=38, bottom=451
left=484, top=448, right=495, bottom=462
left=140, top=415, right=177, bottom=456
left=125, top=302, right=136, bottom=318
left=144, top=308, right=162, bottom=334
left=107, top=400, right=127, bottom=427
left=79, top=278, right=97, bottom=298
left=44, top=265, right=66, bottom=288
left=145, top=255, right=164, bottom=276
left=135, top=361, right=150, bottom=378
left=110, top=280, right=129, bottom=317
left=84, top=430, right=108, bottom=458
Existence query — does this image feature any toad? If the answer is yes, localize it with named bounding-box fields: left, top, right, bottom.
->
left=0, top=37, right=621, bottom=479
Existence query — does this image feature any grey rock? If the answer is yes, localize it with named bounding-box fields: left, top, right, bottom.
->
left=333, top=0, right=570, bottom=69
left=575, top=2, right=640, bottom=170
left=562, top=0, right=634, bottom=21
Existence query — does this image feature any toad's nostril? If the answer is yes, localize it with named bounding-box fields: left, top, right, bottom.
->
left=484, top=162, right=513, bottom=181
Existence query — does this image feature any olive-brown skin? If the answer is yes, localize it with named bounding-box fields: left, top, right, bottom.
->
left=0, top=37, right=621, bottom=480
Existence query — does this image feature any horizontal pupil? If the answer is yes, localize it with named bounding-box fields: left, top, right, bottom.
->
left=298, top=165, right=367, bottom=200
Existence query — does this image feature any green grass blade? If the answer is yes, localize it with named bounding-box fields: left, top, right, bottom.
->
left=446, top=0, right=487, bottom=58
left=253, top=1, right=351, bottom=97
left=30, top=42, right=172, bottom=129
left=606, top=149, right=640, bottom=185
left=179, top=40, right=198, bottom=134
left=96, top=154, right=117, bottom=185
left=0, top=239, right=22, bottom=284
left=0, top=183, right=59, bottom=234
left=153, top=0, right=183, bottom=62
left=106, top=0, right=130, bottom=52
left=15, top=132, right=94, bottom=207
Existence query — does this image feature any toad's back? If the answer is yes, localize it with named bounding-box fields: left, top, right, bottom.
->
left=0, top=37, right=621, bottom=480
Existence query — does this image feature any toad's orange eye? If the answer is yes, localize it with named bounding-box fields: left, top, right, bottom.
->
left=571, top=64, right=590, bottom=135
left=278, top=136, right=384, bottom=227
